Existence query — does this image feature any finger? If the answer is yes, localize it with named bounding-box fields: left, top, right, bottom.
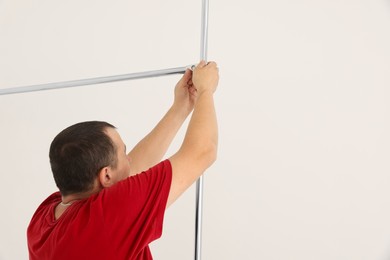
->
left=188, top=86, right=197, bottom=94
left=184, top=68, right=192, bottom=77
left=197, top=60, right=207, bottom=68
left=205, top=61, right=217, bottom=67
left=179, top=69, right=192, bottom=84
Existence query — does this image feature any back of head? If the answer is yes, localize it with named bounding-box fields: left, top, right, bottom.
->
left=49, top=121, right=117, bottom=196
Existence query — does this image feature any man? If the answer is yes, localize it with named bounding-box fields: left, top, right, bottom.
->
left=27, top=60, right=219, bottom=260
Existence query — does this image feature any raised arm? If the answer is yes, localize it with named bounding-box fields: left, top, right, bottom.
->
left=167, top=60, right=219, bottom=207
left=127, top=69, right=196, bottom=175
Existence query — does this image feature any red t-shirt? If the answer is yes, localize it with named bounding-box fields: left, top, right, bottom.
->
left=27, top=160, right=172, bottom=260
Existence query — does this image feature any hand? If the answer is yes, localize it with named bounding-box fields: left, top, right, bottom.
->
left=192, top=60, right=219, bottom=95
left=173, top=69, right=197, bottom=115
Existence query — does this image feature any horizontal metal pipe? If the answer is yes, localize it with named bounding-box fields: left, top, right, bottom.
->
left=0, top=65, right=193, bottom=96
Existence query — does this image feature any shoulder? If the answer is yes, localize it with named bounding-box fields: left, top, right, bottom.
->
left=28, top=192, right=61, bottom=233
left=34, top=192, right=61, bottom=213
left=85, top=160, right=172, bottom=225
left=124, top=159, right=172, bottom=187
left=97, top=160, right=172, bottom=205
left=136, top=159, right=172, bottom=180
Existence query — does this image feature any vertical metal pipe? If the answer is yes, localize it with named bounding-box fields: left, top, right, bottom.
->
left=195, top=0, right=209, bottom=259
left=200, top=0, right=209, bottom=60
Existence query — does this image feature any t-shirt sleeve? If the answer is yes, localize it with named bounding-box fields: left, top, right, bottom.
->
left=93, top=159, right=172, bottom=253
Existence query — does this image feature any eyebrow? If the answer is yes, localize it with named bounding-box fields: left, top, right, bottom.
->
left=124, top=144, right=127, bottom=153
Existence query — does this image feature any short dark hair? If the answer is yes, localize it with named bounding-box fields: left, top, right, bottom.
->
left=49, top=121, right=118, bottom=196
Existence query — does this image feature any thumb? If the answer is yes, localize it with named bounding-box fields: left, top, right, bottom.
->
left=197, top=60, right=207, bottom=68
left=180, top=69, right=192, bottom=83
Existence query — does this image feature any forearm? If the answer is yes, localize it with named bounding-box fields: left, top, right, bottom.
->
left=128, top=105, right=190, bottom=175
left=166, top=61, right=219, bottom=207
left=167, top=91, right=218, bottom=206
left=180, top=91, right=218, bottom=164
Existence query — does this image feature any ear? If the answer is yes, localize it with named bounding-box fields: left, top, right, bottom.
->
left=98, top=167, right=113, bottom=188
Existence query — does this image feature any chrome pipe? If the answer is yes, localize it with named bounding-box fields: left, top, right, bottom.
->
left=0, top=65, right=193, bottom=96
left=195, top=0, right=209, bottom=259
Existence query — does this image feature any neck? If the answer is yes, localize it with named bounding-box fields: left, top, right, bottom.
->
left=60, top=179, right=103, bottom=205
left=61, top=186, right=101, bottom=205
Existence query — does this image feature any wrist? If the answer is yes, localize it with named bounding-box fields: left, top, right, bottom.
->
left=170, top=103, right=192, bottom=119
left=196, top=89, right=214, bottom=99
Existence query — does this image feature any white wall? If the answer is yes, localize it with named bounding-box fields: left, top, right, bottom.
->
left=1, top=0, right=390, bottom=259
